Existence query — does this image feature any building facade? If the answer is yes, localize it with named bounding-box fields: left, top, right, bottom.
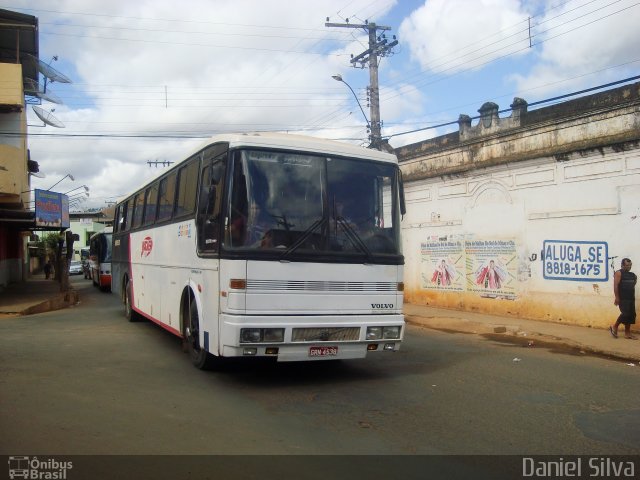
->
left=69, top=211, right=111, bottom=260
left=396, top=81, right=640, bottom=328
left=0, top=9, right=38, bottom=287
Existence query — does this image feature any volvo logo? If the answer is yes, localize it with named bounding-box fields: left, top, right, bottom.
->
left=371, top=303, right=394, bottom=309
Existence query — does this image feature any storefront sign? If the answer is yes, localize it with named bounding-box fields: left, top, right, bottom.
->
left=35, top=189, right=70, bottom=228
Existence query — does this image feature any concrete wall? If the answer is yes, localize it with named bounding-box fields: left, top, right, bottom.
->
left=397, top=82, right=640, bottom=328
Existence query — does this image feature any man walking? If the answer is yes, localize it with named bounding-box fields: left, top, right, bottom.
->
left=610, top=258, right=637, bottom=339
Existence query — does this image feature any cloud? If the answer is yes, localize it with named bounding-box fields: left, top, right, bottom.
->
left=23, top=0, right=397, bottom=208
left=508, top=0, right=640, bottom=95
left=399, top=0, right=529, bottom=74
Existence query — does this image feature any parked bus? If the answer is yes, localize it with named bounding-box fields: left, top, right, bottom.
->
left=89, top=228, right=112, bottom=291
left=111, top=133, right=406, bottom=369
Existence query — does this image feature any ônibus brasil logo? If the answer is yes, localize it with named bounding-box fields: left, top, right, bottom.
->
left=8, top=456, right=73, bottom=479
left=141, top=236, right=153, bottom=257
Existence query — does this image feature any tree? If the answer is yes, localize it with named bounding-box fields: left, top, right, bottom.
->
left=35, top=231, right=78, bottom=291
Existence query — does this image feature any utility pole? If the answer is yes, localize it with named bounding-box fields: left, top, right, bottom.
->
left=147, top=160, right=174, bottom=168
left=325, top=19, right=398, bottom=150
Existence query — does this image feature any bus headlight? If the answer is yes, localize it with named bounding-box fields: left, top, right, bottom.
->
left=366, top=327, right=382, bottom=340
left=383, top=326, right=401, bottom=339
left=240, top=328, right=284, bottom=343
left=241, top=329, right=262, bottom=343
left=263, top=328, right=285, bottom=342
left=366, top=326, right=401, bottom=340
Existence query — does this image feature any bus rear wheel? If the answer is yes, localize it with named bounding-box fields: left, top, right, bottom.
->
left=184, top=298, right=216, bottom=370
left=124, top=278, right=141, bottom=322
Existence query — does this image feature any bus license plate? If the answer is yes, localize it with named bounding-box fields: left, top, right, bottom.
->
left=309, top=346, right=338, bottom=357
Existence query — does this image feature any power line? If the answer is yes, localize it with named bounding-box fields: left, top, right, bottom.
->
left=380, top=1, right=639, bottom=104
left=380, top=58, right=640, bottom=128
left=41, top=31, right=339, bottom=56
left=40, top=21, right=351, bottom=42
left=8, top=5, right=333, bottom=32
left=385, top=74, right=640, bottom=140
left=380, top=0, right=637, bottom=102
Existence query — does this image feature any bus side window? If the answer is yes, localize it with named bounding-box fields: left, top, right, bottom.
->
left=143, top=184, right=159, bottom=226
left=157, top=172, right=177, bottom=223
left=132, top=193, right=144, bottom=229
left=114, top=205, right=120, bottom=233
left=123, top=198, right=134, bottom=231
left=175, top=157, right=199, bottom=218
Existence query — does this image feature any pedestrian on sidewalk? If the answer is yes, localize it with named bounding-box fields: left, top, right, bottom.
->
left=44, top=261, right=52, bottom=280
left=610, top=258, right=636, bottom=339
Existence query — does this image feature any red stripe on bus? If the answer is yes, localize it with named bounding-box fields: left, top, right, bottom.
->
left=133, top=306, right=182, bottom=337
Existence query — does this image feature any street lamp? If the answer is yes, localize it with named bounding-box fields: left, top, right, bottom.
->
left=68, top=191, right=89, bottom=198
left=48, top=173, right=74, bottom=190
left=332, top=74, right=371, bottom=132
left=64, top=185, right=90, bottom=195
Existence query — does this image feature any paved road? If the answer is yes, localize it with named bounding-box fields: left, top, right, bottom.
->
left=1, top=276, right=639, bottom=460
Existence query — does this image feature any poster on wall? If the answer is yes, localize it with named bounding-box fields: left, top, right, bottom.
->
left=465, top=240, right=518, bottom=298
left=420, top=240, right=465, bottom=292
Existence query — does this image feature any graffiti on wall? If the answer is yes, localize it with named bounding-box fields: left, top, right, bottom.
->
left=542, top=240, right=608, bottom=282
left=421, top=239, right=517, bottom=299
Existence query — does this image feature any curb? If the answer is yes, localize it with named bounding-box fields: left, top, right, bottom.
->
left=405, top=314, right=640, bottom=363
left=20, top=290, right=80, bottom=316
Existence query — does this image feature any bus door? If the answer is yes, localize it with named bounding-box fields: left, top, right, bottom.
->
left=195, top=143, right=227, bottom=353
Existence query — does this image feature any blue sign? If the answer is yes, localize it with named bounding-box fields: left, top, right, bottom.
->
left=35, top=189, right=70, bottom=228
left=542, top=240, right=608, bottom=282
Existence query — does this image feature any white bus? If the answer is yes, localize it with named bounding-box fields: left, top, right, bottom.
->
left=111, top=133, right=406, bottom=369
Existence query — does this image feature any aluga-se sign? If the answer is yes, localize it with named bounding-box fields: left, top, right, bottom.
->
left=542, top=240, right=608, bottom=282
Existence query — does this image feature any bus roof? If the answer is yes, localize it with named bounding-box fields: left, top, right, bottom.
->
left=116, top=133, right=398, bottom=204
left=206, top=132, right=398, bottom=164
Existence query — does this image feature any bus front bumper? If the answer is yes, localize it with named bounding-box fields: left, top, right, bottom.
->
left=218, top=314, right=404, bottom=362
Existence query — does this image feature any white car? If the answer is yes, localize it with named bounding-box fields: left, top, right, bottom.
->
left=69, top=260, right=83, bottom=275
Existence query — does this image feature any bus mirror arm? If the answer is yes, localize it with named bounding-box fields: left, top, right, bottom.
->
left=399, top=170, right=406, bottom=217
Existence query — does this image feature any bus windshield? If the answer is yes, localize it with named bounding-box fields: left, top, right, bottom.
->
left=224, top=149, right=402, bottom=261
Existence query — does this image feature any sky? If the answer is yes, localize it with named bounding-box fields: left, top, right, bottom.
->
left=7, top=0, right=640, bottom=210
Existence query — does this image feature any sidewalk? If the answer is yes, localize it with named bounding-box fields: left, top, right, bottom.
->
left=404, top=303, right=640, bottom=363
left=0, top=274, right=79, bottom=317
left=0, top=275, right=637, bottom=363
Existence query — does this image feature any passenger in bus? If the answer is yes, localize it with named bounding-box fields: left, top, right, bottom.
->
left=246, top=202, right=275, bottom=247
left=229, top=201, right=275, bottom=248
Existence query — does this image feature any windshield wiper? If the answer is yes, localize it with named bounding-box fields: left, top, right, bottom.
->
left=279, top=216, right=327, bottom=260
left=336, top=217, right=373, bottom=262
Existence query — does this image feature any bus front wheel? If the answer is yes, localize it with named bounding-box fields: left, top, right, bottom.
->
left=184, top=298, right=216, bottom=370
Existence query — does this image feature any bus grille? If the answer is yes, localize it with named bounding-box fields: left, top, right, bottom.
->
left=292, top=327, right=361, bottom=342
left=246, top=280, right=396, bottom=292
